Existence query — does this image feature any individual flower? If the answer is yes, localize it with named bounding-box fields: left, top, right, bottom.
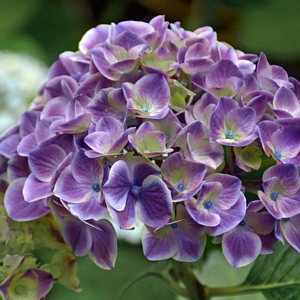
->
left=161, top=152, right=207, bottom=201
left=54, top=149, right=106, bottom=220
left=210, top=41, right=257, bottom=75
left=0, top=267, right=53, bottom=300
left=122, top=73, right=170, bottom=119
left=184, top=92, right=218, bottom=127
left=142, top=204, right=206, bottom=261
left=128, top=121, right=173, bottom=158
left=234, top=143, right=262, bottom=172
left=177, top=40, right=214, bottom=75
left=221, top=200, right=276, bottom=267
left=258, top=163, right=300, bottom=219
left=256, top=52, right=293, bottom=94
left=84, top=116, right=135, bottom=158
left=91, top=39, right=148, bottom=81
left=191, top=59, right=244, bottom=98
left=86, top=88, right=128, bottom=124
left=103, top=156, right=172, bottom=229
left=258, top=120, right=300, bottom=165
left=186, top=173, right=246, bottom=236
left=210, top=97, right=258, bottom=147
left=175, top=121, right=224, bottom=169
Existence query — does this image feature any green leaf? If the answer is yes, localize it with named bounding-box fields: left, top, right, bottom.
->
left=243, top=242, right=300, bottom=300
left=197, top=250, right=264, bottom=300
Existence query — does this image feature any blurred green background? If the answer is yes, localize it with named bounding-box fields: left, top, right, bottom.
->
left=1, top=0, right=299, bottom=299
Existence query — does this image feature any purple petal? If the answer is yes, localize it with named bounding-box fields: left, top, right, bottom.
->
left=103, top=160, right=132, bottom=211
left=17, top=133, right=38, bottom=157
left=273, top=86, right=300, bottom=116
left=107, top=197, right=136, bottom=230
left=7, top=155, right=30, bottom=181
left=72, top=149, right=103, bottom=184
left=206, top=192, right=246, bottom=236
left=222, top=226, right=262, bottom=267
left=280, top=215, right=300, bottom=252
left=142, top=225, right=177, bottom=260
left=62, top=216, right=93, bottom=256
left=54, top=166, right=94, bottom=203
left=186, top=197, right=221, bottom=227
left=67, top=192, right=107, bottom=220
left=138, top=175, right=172, bottom=227
left=58, top=113, right=92, bottom=134
left=29, top=145, right=66, bottom=182
left=23, top=174, right=53, bottom=202
left=4, top=178, right=50, bottom=221
left=88, top=219, right=117, bottom=270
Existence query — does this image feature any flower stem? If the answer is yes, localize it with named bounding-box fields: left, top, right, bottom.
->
left=225, top=146, right=234, bottom=175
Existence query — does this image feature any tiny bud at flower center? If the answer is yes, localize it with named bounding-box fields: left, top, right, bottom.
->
left=274, top=151, right=281, bottom=159
left=204, top=200, right=213, bottom=209
left=92, top=183, right=101, bottom=192
left=131, top=185, right=141, bottom=196
left=177, top=183, right=185, bottom=191
left=171, top=223, right=178, bottom=229
left=226, top=130, right=235, bottom=139
left=270, top=191, right=279, bottom=201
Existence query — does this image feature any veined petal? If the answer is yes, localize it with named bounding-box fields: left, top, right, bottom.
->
left=72, top=149, right=103, bottom=184
left=222, top=226, right=262, bottom=267
left=28, top=144, right=66, bottom=182
left=62, top=216, right=93, bottom=256
left=54, top=166, right=94, bottom=203
left=88, top=219, right=117, bottom=270
left=4, top=178, right=50, bottom=221
left=142, top=225, right=177, bottom=260
left=23, top=174, right=53, bottom=202
left=103, top=160, right=132, bottom=211
left=138, top=175, right=172, bottom=227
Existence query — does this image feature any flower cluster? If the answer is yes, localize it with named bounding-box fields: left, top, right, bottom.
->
left=1, top=17, right=300, bottom=292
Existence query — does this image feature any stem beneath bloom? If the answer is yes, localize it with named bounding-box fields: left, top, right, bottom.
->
left=225, top=146, right=234, bottom=175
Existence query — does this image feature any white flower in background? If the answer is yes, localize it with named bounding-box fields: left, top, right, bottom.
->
left=0, top=51, right=48, bottom=133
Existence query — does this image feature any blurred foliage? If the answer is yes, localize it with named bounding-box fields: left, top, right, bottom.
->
left=1, top=0, right=300, bottom=298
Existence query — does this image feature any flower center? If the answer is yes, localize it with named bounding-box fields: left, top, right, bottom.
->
left=171, top=223, right=178, bottom=229
left=243, top=153, right=251, bottom=160
left=117, top=113, right=126, bottom=122
left=274, top=151, right=281, bottom=159
left=204, top=200, right=213, bottom=209
left=226, top=130, right=235, bottom=139
left=177, top=183, right=185, bottom=191
left=131, top=185, right=141, bottom=196
left=239, top=220, right=246, bottom=226
left=141, top=108, right=149, bottom=113
left=92, top=183, right=101, bottom=192
left=270, top=191, right=279, bottom=201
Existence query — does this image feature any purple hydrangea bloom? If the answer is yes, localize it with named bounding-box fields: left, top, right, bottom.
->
left=142, top=204, right=206, bottom=261
left=210, top=97, right=258, bottom=147
left=122, top=73, right=170, bottom=119
left=258, top=163, right=300, bottom=219
left=192, top=60, right=244, bottom=98
left=186, top=173, right=246, bottom=236
left=103, top=157, right=172, bottom=229
left=54, top=149, right=107, bottom=220
left=221, top=200, right=276, bottom=267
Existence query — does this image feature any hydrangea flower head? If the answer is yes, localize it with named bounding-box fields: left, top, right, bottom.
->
left=1, top=14, right=300, bottom=298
